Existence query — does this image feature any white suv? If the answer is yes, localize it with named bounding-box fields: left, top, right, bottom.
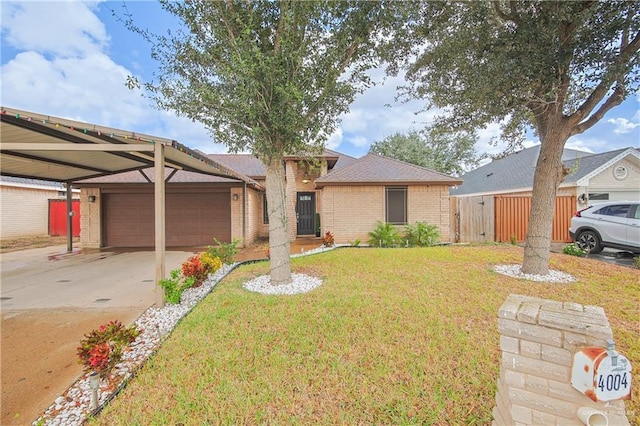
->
left=569, top=201, right=640, bottom=254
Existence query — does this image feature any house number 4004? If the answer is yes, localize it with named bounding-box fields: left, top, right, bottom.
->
left=597, top=372, right=629, bottom=393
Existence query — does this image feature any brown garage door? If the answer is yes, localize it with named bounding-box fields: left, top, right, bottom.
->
left=104, top=190, right=230, bottom=247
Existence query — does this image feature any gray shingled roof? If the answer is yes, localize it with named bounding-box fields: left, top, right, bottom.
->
left=451, top=145, right=636, bottom=196
left=0, top=176, right=65, bottom=188
left=563, top=148, right=635, bottom=183
left=209, top=149, right=358, bottom=178
left=325, top=149, right=357, bottom=170
left=208, top=154, right=266, bottom=178
left=314, top=153, right=462, bottom=187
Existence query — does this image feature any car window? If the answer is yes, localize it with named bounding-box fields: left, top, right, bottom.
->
left=634, top=205, right=640, bottom=220
left=594, top=205, right=631, bottom=218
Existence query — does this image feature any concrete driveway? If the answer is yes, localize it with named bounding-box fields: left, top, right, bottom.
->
left=1, top=246, right=196, bottom=425
left=587, top=248, right=639, bottom=268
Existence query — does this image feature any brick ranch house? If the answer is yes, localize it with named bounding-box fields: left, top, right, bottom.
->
left=75, top=150, right=462, bottom=249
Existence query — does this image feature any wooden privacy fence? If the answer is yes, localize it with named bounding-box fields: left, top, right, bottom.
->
left=452, top=195, right=576, bottom=243
left=451, top=195, right=495, bottom=243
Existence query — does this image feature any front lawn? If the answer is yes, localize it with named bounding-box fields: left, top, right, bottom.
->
left=93, top=246, right=639, bottom=425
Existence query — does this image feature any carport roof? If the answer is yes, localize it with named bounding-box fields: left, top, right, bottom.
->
left=0, top=107, right=261, bottom=189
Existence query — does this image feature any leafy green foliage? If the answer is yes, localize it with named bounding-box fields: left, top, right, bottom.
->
left=396, top=2, right=640, bottom=144
left=405, top=222, right=440, bottom=247
left=369, top=127, right=480, bottom=176
left=368, top=221, right=402, bottom=247
left=562, top=243, right=587, bottom=257
left=160, top=268, right=196, bottom=305
left=77, top=320, right=139, bottom=379
left=207, top=238, right=240, bottom=265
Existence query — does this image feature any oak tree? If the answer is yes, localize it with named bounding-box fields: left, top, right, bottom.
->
left=129, top=0, right=388, bottom=284
left=396, top=1, right=640, bottom=274
left=369, top=127, right=480, bottom=176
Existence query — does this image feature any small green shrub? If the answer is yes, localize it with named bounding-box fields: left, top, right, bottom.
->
left=351, top=239, right=361, bottom=247
left=208, top=238, right=240, bottom=264
left=405, top=222, right=440, bottom=247
left=510, top=234, right=518, bottom=245
left=633, top=256, right=639, bottom=270
left=562, top=243, right=586, bottom=257
left=77, top=320, right=139, bottom=379
left=159, top=268, right=195, bottom=304
left=368, top=221, right=402, bottom=247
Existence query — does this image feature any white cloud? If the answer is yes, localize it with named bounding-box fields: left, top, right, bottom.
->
left=1, top=1, right=108, bottom=58
left=0, top=0, right=226, bottom=154
left=324, top=128, right=343, bottom=150
left=347, top=135, right=370, bottom=148
left=606, top=117, right=640, bottom=134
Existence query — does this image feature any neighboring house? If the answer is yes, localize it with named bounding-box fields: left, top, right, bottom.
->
left=0, top=177, right=80, bottom=239
left=450, top=145, right=640, bottom=243
left=74, top=149, right=462, bottom=249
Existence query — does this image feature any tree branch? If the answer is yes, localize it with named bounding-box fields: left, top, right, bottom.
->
left=569, top=28, right=640, bottom=127
left=571, top=85, right=626, bottom=135
left=492, top=1, right=519, bottom=25
left=273, top=0, right=288, bottom=54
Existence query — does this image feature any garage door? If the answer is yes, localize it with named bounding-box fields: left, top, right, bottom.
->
left=104, top=191, right=230, bottom=247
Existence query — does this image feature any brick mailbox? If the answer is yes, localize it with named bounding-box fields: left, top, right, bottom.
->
left=492, top=295, right=631, bottom=425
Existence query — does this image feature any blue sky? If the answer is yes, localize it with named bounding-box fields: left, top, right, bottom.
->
left=1, top=1, right=638, bottom=160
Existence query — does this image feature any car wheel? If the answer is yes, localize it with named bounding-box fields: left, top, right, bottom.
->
left=576, top=230, right=603, bottom=254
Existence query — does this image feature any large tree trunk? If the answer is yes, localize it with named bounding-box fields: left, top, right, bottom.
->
left=522, top=125, right=569, bottom=275
left=265, top=157, right=292, bottom=285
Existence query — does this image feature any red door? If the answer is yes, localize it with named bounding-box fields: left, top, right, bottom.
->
left=49, top=199, right=80, bottom=237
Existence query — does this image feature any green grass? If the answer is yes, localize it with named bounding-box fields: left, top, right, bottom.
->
left=92, top=246, right=640, bottom=425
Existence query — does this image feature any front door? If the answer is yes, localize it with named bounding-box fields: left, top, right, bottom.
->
left=297, top=192, right=315, bottom=235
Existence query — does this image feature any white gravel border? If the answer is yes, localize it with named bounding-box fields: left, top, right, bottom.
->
left=243, top=273, right=323, bottom=295
left=494, top=264, right=576, bottom=283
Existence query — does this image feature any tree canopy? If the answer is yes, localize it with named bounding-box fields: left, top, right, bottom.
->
left=369, top=128, right=480, bottom=176
left=393, top=1, right=640, bottom=274
left=140, top=1, right=387, bottom=160
left=127, top=0, right=391, bottom=284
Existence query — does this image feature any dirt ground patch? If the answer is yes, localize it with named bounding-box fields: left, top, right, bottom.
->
left=0, top=236, right=79, bottom=253
left=1, top=308, right=141, bottom=425
left=0, top=236, right=321, bottom=425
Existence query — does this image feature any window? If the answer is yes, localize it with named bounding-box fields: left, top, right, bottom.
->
left=385, top=187, right=407, bottom=225
left=589, top=193, right=609, bottom=201
left=263, top=194, right=269, bottom=224
left=594, top=204, right=631, bottom=218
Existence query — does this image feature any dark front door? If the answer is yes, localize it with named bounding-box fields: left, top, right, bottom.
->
left=296, top=192, right=315, bottom=235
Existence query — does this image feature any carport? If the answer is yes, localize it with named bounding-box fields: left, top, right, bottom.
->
left=0, top=106, right=261, bottom=307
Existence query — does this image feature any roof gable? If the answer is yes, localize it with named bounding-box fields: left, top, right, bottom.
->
left=572, top=148, right=640, bottom=185
left=208, top=149, right=359, bottom=179
left=314, top=153, right=462, bottom=187
left=451, top=145, right=596, bottom=196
